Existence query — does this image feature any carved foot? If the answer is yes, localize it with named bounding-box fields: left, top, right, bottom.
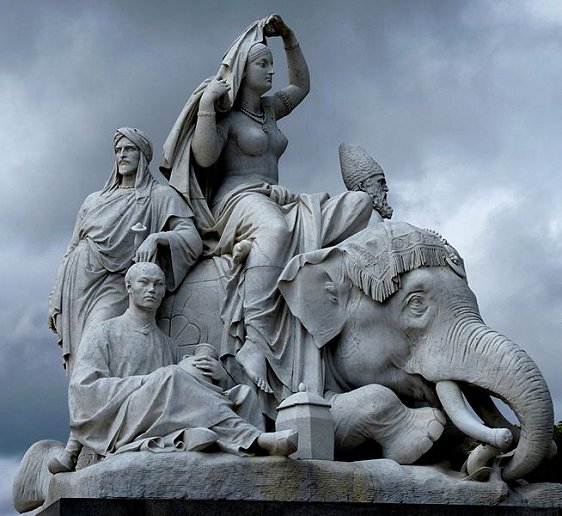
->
left=47, top=437, right=81, bottom=474
left=47, top=449, right=77, bottom=474
left=382, top=407, right=446, bottom=464
left=236, top=340, right=273, bottom=393
left=232, top=239, right=252, bottom=265
left=257, top=429, right=298, bottom=456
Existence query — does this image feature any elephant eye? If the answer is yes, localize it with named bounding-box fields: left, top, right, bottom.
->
left=408, top=294, right=427, bottom=315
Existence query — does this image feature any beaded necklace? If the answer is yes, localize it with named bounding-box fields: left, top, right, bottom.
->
left=239, top=106, right=268, bottom=133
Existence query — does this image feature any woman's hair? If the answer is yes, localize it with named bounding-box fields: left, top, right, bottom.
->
left=246, top=42, right=271, bottom=64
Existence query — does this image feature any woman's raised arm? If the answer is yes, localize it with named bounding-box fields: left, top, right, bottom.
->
left=266, top=15, right=310, bottom=120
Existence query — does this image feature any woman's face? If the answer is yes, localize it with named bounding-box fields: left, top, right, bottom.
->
left=243, top=49, right=274, bottom=96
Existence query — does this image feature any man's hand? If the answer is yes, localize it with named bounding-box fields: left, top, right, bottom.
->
left=134, top=233, right=162, bottom=262
left=192, top=356, right=229, bottom=386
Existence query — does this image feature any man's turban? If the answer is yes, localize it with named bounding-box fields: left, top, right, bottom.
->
left=114, top=127, right=153, bottom=163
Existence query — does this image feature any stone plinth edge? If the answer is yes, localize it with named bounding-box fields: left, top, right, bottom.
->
left=34, top=451, right=562, bottom=513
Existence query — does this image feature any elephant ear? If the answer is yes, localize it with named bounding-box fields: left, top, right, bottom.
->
left=278, top=248, right=350, bottom=348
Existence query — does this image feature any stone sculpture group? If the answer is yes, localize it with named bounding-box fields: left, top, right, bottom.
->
left=13, top=14, right=558, bottom=513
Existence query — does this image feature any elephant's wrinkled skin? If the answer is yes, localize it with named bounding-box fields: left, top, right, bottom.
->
left=159, top=222, right=555, bottom=481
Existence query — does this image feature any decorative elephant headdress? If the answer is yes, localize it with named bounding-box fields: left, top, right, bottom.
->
left=279, top=222, right=466, bottom=347
left=338, top=222, right=466, bottom=302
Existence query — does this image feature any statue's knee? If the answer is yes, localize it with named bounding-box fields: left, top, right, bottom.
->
left=345, top=191, right=371, bottom=211
left=252, top=218, right=291, bottom=254
left=353, top=190, right=371, bottom=205
left=269, top=220, right=291, bottom=247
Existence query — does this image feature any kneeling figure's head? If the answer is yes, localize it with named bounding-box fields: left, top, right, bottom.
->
left=125, top=262, right=166, bottom=312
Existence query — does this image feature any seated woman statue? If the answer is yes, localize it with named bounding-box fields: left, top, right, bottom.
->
left=161, top=15, right=372, bottom=397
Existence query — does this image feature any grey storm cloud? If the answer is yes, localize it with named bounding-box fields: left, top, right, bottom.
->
left=1, top=0, right=561, bottom=507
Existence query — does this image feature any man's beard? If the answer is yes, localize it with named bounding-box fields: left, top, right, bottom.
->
left=371, top=191, right=393, bottom=219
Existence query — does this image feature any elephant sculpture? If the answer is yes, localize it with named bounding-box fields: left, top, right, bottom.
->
left=158, top=220, right=555, bottom=482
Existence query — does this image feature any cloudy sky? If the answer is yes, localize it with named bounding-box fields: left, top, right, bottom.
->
left=1, top=0, right=562, bottom=512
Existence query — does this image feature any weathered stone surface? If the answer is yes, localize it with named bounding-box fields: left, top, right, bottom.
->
left=39, top=451, right=561, bottom=509
left=15, top=12, right=560, bottom=516
left=276, top=385, right=335, bottom=460
left=37, top=498, right=562, bottom=516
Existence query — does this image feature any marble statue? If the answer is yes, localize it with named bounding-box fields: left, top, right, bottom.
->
left=161, top=220, right=556, bottom=481
left=339, top=142, right=393, bottom=220
left=48, top=127, right=202, bottom=372
left=13, top=13, right=560, bottom=515
left=47, top=127, right=202, bottom=473
left=69, top=261, right=297, bottom=458
left=160, top=15, right=374, bottom=396
left=279, top=222, right=554, bottom=480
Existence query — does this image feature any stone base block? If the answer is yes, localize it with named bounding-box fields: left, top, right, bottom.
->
left=38, top=498, right=562, bottom=516
left=31, top=451, right=562, bottom=514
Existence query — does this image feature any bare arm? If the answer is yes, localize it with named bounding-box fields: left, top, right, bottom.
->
left=191, top=78, right=231, bottom=168
left=266, top=15, right=310, bottom=120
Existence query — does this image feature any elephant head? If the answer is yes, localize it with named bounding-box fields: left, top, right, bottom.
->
left=278, top=221, right=554, bottom=481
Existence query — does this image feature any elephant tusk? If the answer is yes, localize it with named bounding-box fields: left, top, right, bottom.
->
left=436, top=381, right=513, bottom=451
left=464, top=443, right=502, bottom=477
left=462, top=387, right=520, bottom=444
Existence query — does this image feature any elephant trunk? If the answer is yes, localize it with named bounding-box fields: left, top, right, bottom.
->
left=413, top=315, right=554, bottom=482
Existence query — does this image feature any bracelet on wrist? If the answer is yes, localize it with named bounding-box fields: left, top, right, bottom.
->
left=284, top=41, right=300, bottom=50
left=197, top=111, right=216, bottom=117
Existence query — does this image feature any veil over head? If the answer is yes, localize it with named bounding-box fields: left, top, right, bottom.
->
left=160, top=18, right=270, bottom=231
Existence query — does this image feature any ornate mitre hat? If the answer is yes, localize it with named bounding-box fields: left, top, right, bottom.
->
left=339, top=143, right=385, bottom=191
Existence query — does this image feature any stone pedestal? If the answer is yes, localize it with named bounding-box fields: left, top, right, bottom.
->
left=31, top=451, right=562, bottom=515
left=38, top=498, right=562, bottom=516
left=276, top=383, right=334, bottom=460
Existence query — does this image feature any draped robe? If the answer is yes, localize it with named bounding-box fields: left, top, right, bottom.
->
left=69, top=311, right=262, bottom=455
left=49, top=183, right=201, bottom=369
left=160, top=18, right=373, bottom=407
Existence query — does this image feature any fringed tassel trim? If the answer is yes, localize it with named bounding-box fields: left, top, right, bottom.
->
left=344, top=245, right=449, bottom=303
left=343, top=255, right=396, bottom=302
left=389, top=245, right=448, bottom=278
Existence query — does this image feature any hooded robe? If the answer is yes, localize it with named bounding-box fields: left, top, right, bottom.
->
left=49, top=127, right=202, bottom=370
